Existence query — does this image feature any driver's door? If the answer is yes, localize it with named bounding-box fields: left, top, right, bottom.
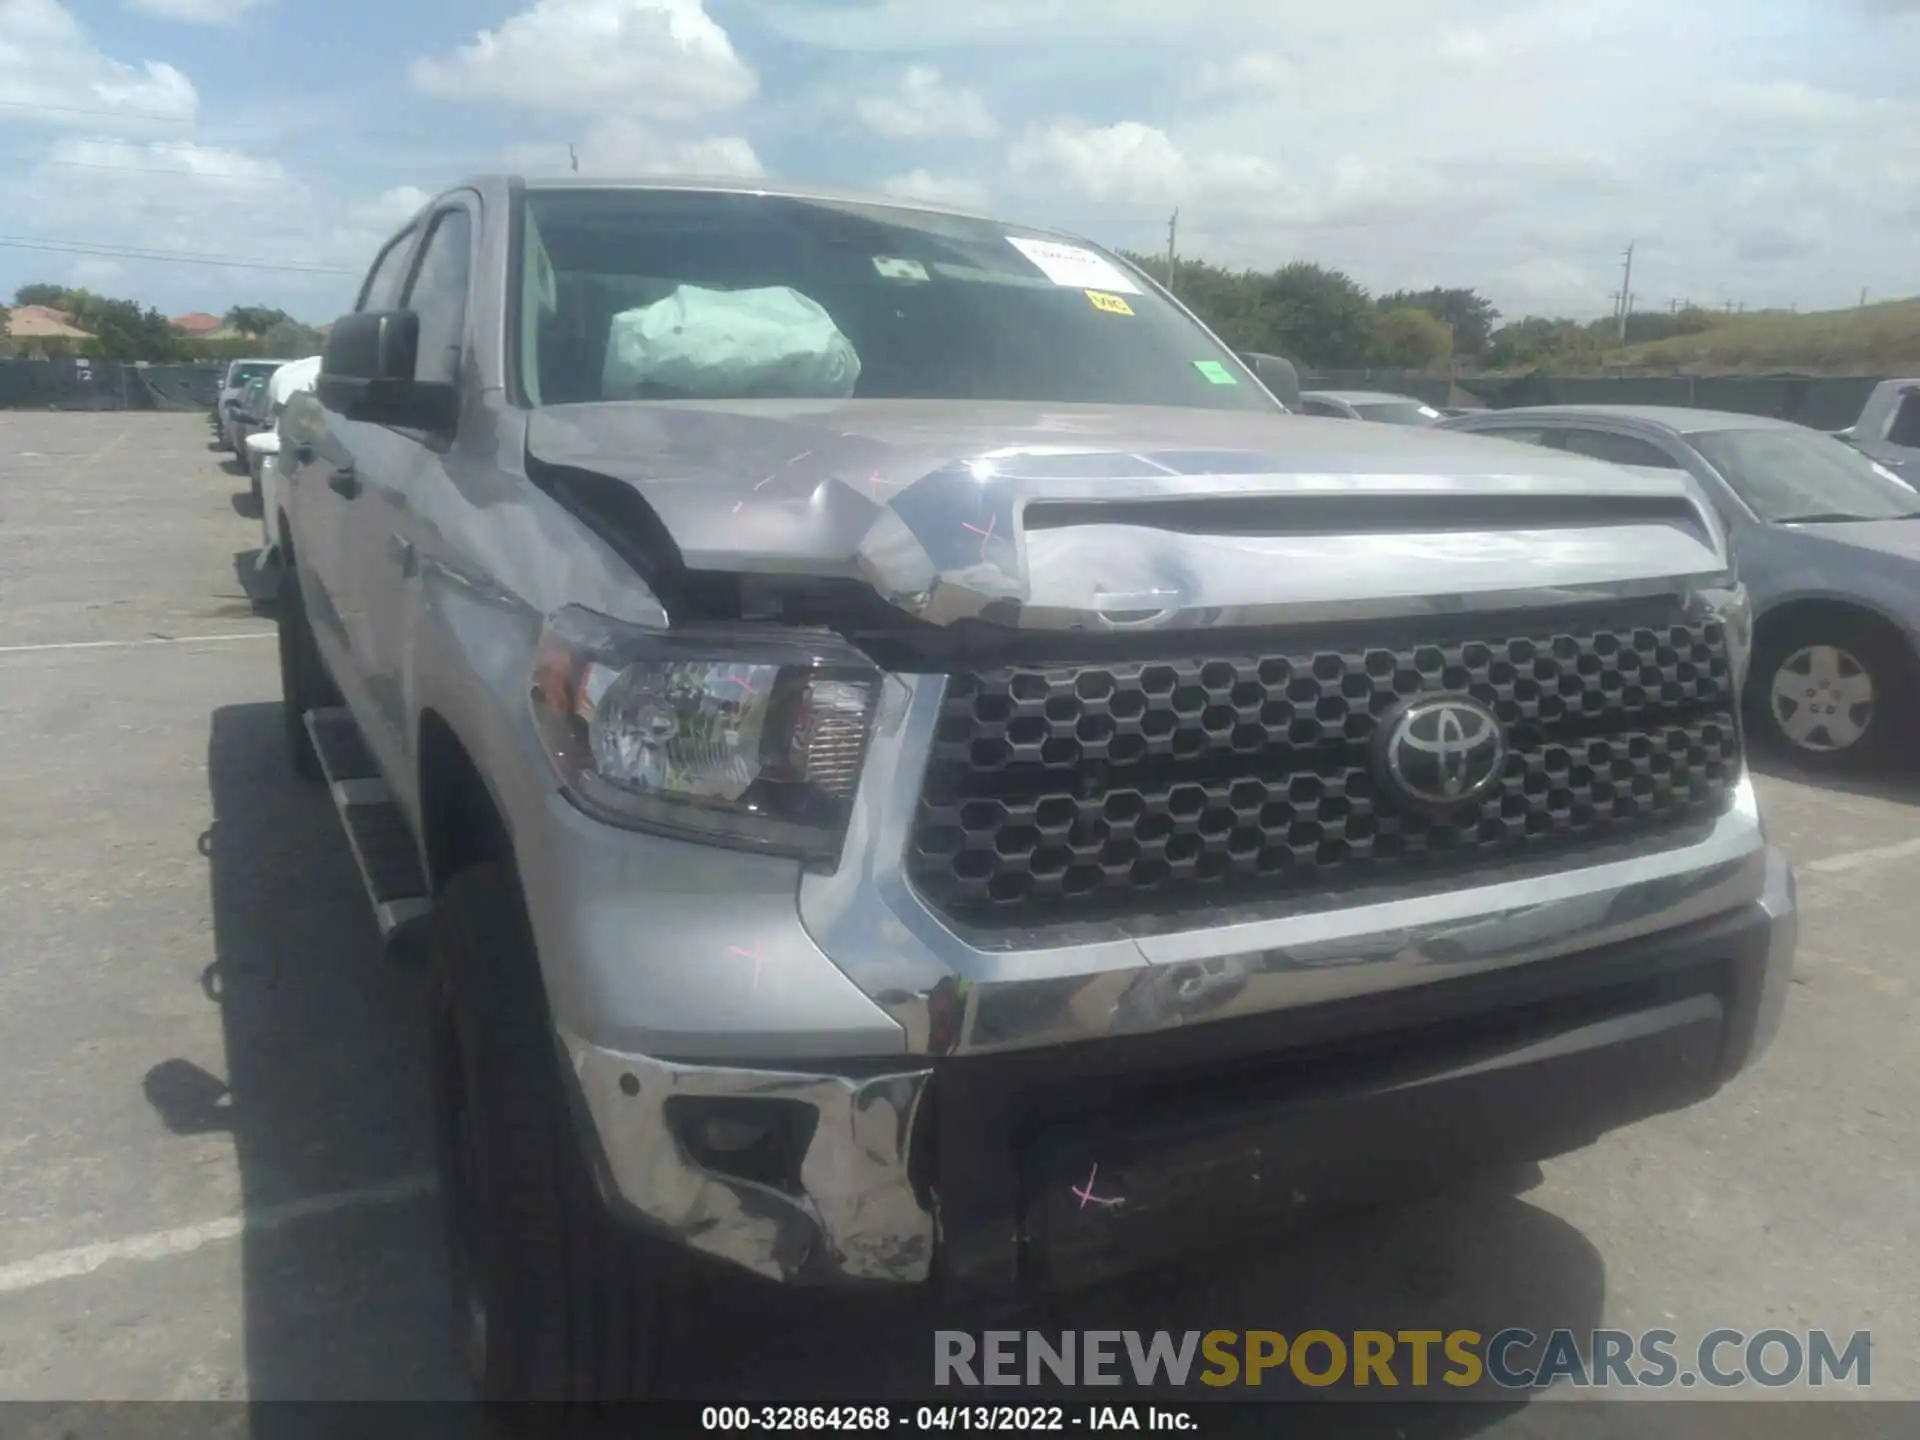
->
left=293, top=222, right=420, bottom=706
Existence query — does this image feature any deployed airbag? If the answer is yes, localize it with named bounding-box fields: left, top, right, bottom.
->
left=601, top=284, right=862, bottom=400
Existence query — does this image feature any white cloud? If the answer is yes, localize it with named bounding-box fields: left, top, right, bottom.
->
left=746, top=0, right=1269, bottom=50
left=962, top=1, right=1920, bottom=317
left=1191, top=51, right=1294, bottom=95
left=506, top=117, right=765, bottom=177
left=1009, top=121, right=1188, bottom=205
left=410, top=0, right=755, bottom=118
left=347, top=185, right=432, bottom=231
left=0, top=0, right=197, bottom=126
left=879, top=168, right=990, bottom=208
left=47, top=135, right=285, bottom=185
left=851, top=66, right=995, bottom=139
left=0, top=134, right=440, bottom=319
left=124, top=0, right=266, bottom=24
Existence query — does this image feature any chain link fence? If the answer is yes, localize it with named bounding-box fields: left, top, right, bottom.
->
left=0, top=359, right=224, bottom=412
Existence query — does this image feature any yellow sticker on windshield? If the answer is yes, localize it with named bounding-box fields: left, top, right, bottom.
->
left=1086, top=289, right=1135, bottom=316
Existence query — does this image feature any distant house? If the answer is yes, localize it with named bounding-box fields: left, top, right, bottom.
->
left=5, top=305, right=95, bottom=357
left=171, top=312, right=244, bottom=340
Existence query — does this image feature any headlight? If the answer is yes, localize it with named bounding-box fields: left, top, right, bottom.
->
left=530, top=606, right=881, bottom=862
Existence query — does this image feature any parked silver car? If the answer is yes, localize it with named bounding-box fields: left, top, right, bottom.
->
left=1442, top=405, right=1920, bottom=771
left=1299, top=390, right=1444, bottom=425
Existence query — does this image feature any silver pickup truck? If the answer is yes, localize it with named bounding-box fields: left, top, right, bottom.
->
left=270, top=175, right=1796, bottom=1401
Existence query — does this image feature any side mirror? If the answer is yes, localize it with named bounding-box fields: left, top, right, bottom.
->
left=1243, top=351, right=1301, bottom=409
left=317, top=310, right=459, bottom=432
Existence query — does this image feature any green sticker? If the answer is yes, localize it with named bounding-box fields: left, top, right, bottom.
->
left=1193, top=360, right=1238, bottom=386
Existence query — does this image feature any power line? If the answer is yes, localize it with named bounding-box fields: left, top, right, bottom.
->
left=0, top=235, right=357, bottom=275
left=0, top=96, right=195, bottom=124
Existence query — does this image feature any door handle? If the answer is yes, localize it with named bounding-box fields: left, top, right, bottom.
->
left=328, top=465, right=361, bottom=498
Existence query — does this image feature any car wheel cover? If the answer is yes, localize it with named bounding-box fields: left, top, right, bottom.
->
left=1770, top=644, right=1874, bottom=752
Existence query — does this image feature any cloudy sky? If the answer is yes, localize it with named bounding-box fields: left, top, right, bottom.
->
left=1, top=0, right=1915, bottom=325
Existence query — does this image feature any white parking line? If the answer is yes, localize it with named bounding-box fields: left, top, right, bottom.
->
left=0, top=1174, right=437, bottom=1297
left=1803, top=837, right=1920, bottom=875
left=0, top=633, right=275, bottom=657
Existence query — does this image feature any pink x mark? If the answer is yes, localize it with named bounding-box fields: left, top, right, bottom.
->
left=961, top=514, right=997, bottom=561
left=1072, top=1162, right=1123, bottom=1211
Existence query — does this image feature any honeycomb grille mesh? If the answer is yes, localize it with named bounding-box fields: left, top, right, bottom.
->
left=907, top=614, right=1739, bottom=926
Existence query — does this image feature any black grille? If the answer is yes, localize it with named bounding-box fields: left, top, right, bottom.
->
left=907, top=610, right=1739, bottom=928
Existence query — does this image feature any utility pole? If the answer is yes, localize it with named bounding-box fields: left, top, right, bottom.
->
left=568, top=142, right=580, bottom=174
left=1165, top=209, right=1178, bottom=294
left=1860, top=287, right=1868, bottom=308
left=1616, top=240, right=1635, bottom=342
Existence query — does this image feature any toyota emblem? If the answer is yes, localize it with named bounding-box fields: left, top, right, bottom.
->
left=1378, top=695, right=1508, bottom=809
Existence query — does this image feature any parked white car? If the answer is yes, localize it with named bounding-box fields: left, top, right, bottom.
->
left=216, top=358, right=283, bottom=453
left=244, top=354, right=321, bottom=570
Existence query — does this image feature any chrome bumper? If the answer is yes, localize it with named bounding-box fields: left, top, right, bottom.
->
left=560, top=842, right=1795, bottom=1288
left=560, top=1032, right=934, bottom=1285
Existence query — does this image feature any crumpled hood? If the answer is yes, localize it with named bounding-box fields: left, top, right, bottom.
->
left=526, top=399, right=1730, bottom=630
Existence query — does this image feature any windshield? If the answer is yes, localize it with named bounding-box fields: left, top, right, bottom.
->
left=1354, top=400, right=1442, bottom=426
left=228, top=362, right=280, bottom=388
left=1690, top=427, right=1920, bottom=522
left=516, top=188, right=1273, bottom=411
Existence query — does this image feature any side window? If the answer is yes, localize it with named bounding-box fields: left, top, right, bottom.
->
left=1470, top=425, right=1553, bottom=447
left=1887, top=392, right=1920, bottom=448
left=403, top=208, right=473, bottom=387
left=1301, top=399, right=1342, bottom=417
left=1556, top=428, right=1681, bottom=469
left=358, top=229, right=418, bottom=313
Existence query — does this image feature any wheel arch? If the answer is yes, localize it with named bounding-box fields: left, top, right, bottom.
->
left=416, top=708, right=517, bottom=897
left=1752, top=593, right=1920, bottom=664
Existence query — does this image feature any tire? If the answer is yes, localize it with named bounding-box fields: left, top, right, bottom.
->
left=275, top=562, right=336, bottom=782
left=430, top=863, right=676, bottom=1401
left=1747, top=614, right=1915, bottom=773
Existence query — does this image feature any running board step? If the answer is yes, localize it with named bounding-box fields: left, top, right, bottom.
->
left=304, top=708, right=431, bottom=955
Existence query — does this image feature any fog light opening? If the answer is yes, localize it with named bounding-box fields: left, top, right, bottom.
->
left=665, top=1095, right=818, bottom=1195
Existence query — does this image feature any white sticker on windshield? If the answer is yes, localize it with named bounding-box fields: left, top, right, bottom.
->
left=1005, top=236, right=1142, bottom=294
left=872, top=256, right=929, bottom=282
left=1418, top=405, right=1442, bottom=418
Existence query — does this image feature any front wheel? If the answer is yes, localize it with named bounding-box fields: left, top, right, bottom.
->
left=431, top=863, right=678, bottom=1400
left=1749, top=619, right=1914, bottom=773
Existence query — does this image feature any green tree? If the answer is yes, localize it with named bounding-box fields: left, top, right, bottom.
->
left=66, top=296, right=181, bottom=362
left=1256, top=262, right=1376, bottom=369
left=1370, top=306, right=1453, bottom=368
left=1485, top=316, right=1606, bottom=372
left=261, top=318, right=324, bottom=357
left=13, top=282, right=79, bottom=309
left=0, top=304, right=11, bottom=356
left=225, top=305, right=295, bottom=338
left=1376, top=287, right=1500, bottom=358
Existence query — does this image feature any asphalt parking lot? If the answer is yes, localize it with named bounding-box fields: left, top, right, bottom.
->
left=1, top=412, right=1917, bottom=1431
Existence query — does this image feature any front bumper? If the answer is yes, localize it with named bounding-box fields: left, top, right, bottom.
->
left=560, top=843, right=1794, bottom=1291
